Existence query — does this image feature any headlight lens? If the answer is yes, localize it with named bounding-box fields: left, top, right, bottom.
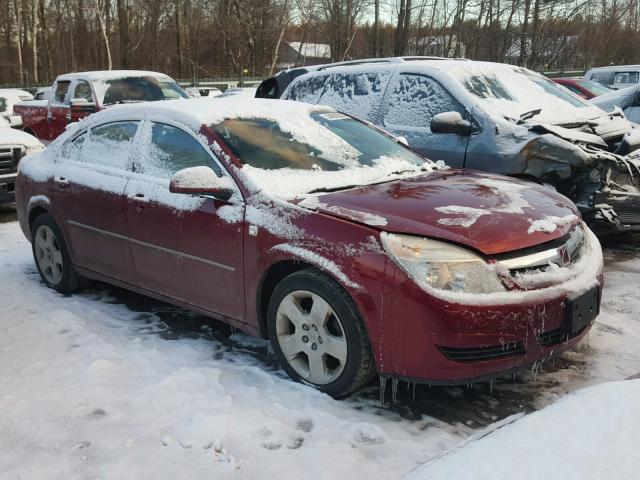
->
left=380, top=232, right=506, bottom=294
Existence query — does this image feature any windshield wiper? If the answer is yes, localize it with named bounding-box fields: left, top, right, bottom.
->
left=307, top=184, right=361, bottom=195
left=517, top=108, right=542, bottom=124
left=306, top=164, right=432, bottom=195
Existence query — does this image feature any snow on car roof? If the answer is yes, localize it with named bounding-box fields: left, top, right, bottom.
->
left=587, top=64, right=640, bottom=71
left=56, top=70, right=174, bottom=82
left=0, top=125, right=43, bottom=148
left=0, top=88, right=33, bottom=98
left=62, top=97, right=338, bottom=135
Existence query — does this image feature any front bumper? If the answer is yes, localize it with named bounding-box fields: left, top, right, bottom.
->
left=0, top=172, right=17, bottom=204
left=374, top=228, right=603, bottom=383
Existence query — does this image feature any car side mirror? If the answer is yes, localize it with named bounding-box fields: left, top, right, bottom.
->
left=430, top=111, right=473, bottom=135
left=70, top=98, right=97, bottom=113
left=169, top=166, right=235, bottom=201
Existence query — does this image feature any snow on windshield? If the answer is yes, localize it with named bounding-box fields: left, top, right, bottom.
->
left=450, top=64, right=604, bottom=124
left=211, top=109, right=436, bottom=198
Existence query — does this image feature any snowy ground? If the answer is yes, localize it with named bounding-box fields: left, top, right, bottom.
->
left=1, top=206, right=640, bottom=479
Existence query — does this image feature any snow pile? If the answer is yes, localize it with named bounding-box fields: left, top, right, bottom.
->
left=405, top=379, right=640, bottom=480
left=0, top=222, right=466, bottom=479
left=528, top=214, right=579, bottom=234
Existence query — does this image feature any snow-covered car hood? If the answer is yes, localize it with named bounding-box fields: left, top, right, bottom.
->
left=0, top=127, right=43, bottom=149
left=299, top=169, right=581, bottom=256
left=591, top=85, right=638, bottom=113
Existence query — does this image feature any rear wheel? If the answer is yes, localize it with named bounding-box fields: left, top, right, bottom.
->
left=31, top=213, right=86, bottom=293
left=267, top=269, right=376, bottom=397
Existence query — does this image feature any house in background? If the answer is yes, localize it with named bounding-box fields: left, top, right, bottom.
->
left=409, top=35, right=466, bottom=58
left=278, top=42, right=331, bottom=68
left=505, top=35, right=583, bottom=69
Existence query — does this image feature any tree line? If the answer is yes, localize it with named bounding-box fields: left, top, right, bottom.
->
left=1, top=0, right=639, bottom=86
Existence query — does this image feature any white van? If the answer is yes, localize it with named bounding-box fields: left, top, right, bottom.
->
left=585, top=65, right=640, bottom=90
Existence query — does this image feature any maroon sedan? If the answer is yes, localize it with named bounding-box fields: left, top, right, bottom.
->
left=553, top=77, right=613, bottom=99
left=15, top=98, right=603, bottom=397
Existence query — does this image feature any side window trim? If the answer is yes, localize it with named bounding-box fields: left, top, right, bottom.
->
left=70, top=79, right=96, bottom=103
left=84, top=120, right=141, bottom=171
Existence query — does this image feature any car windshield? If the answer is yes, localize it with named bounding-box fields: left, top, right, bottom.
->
left=451, top=65, right=604, bottom=124
left=210, top=111, right=434, bottom=197
left=576, top=80, right=613, bottom=96
left=96, top=76, right=188, bottom=105
left=0, top=98, right=6, bottom=113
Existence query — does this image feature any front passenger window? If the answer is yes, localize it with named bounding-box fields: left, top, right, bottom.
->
left=383, top=74, right=466, bottom=130
left=140, top=123, right=222, bottom=178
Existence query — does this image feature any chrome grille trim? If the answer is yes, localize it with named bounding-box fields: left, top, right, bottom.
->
left=498, top=226, right=584, bottom=271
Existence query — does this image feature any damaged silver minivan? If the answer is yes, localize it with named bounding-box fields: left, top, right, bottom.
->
left=268, top=58, right=640, bottom=233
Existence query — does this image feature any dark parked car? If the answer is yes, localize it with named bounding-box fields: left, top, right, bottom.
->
left=553, top=77, right=613, bottom=99
left=16, top=98, right=603, bottom=397
left=269, top=57, right=640, bottom=234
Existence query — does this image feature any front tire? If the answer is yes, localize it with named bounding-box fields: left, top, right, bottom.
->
left=267, top=269, right=376, bottom=397
left=31, top=213, right=85, bottom=293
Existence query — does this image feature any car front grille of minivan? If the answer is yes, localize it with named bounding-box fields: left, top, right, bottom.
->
left=0, top=147, right=24, bottom=175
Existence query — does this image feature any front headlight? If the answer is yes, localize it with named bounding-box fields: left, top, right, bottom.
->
left=380, top=232, right=506, bottom=294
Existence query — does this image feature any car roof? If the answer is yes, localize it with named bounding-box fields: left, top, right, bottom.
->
left=0, top=88, right=33, bottom=98
left=586, top=65, right=640, bottom=72
left=56, top=70, right=174, bottom=82
left=62, top=97, right=338, bottom=136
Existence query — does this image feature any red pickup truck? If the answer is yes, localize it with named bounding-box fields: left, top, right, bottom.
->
left=14, top=70, right=189, bottom=142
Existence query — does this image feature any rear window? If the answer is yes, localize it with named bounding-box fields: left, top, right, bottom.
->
left=287, top=71, right=391, bottom=122
left=95, top=76, right=189, bottom=105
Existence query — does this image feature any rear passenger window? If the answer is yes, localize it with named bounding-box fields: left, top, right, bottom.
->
left=81, top=121, right=139, bottom=169
left=287, top=72, right=390, bottom=123
left=54, top=81, right=71, bottom=103
left=139, top=123, right=222, bottom=178
left=383, top=74, right=465, bottom=129
left=287, top=74, right=332, bottom=104
left=60, top=132, right=87, bottom=161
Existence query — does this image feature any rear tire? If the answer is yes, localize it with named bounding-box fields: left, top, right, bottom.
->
left=31, top=213, right=86, bottom=293
left=267, top=268, right=376, bottom=398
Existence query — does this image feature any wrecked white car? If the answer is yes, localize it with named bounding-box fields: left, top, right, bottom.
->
left=271, top=58, right=640, bottom=234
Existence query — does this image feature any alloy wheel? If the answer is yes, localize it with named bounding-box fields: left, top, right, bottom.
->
left=34, top=225, right=64, bottom=285
left=275, top=290, right=348, bottom=385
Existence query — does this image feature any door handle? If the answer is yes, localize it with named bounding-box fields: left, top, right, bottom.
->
left=65, top=110, right=72, bottom=122
left=54, top=176, right=69, bottom=189
left=128, top=193, right=147, bottom=200
left=46, top=111, right=53, bottom=122
left=127, top=192, right=148, bottom=212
